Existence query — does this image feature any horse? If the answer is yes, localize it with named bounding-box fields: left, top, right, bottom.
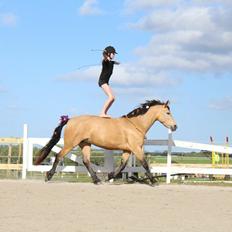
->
left=35, top=100, right=177, bottom=185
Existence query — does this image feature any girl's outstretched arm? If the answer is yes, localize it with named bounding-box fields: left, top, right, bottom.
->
left=114, top=61, right=120, bottom=65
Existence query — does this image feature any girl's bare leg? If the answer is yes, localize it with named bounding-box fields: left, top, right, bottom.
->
left=100, top=84, right=115, bottom=117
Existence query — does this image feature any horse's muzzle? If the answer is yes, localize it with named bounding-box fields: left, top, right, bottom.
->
left=171, top=125, right=177, bottom=131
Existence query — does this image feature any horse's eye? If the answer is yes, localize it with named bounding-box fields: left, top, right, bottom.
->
left=167, top=112, right=170, bottom=115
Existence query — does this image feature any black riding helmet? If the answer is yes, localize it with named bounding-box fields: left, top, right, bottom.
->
left=104, top=46, right=117, bottom=54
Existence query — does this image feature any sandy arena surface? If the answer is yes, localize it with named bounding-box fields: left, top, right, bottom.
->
left=0, top=180, right=232, bottom=232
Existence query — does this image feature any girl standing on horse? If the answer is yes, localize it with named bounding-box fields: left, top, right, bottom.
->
left=98, top=46, right=119, bottom=118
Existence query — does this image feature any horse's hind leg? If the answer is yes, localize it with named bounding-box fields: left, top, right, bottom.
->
left=108, top=151, right=130, bottom=180
left=80, top=142, right=101, bottom=184
left=46, top=146, right=73, bottom=181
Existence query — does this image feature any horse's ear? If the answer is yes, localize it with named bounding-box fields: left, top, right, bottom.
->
left=164, top=100, right=170, bottom=108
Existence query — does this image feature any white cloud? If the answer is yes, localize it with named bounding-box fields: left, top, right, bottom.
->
left=0, top=12, right=17, bottom=27
left=124, top=0, right=181, bottom=14
left=59, top=1, right=232, bottom=96
left=125, top=1, right=232, bottom=74
left=134, top=31, right=232, bottom=72
left=79, top=0, right=102, bottom=16
left=209, top=97, right=232, bottom=111
left=57, top=63, right=181, bottom=89
left=125, top=0, right=232, bottom=13
left=113, top=64, right=181, bottom=87
left=130, top=7, right=214, bottom=32
left=58, top=65, right=100, bottom=81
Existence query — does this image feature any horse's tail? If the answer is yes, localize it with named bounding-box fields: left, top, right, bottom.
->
left=34, top=115, right=70, bottom=165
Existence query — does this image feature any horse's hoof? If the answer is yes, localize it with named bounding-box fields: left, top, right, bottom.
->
left=93, top=178, right=102, bottom=185
left=149, top=183, right=156, bottom=187
left=150, top=180, right=159, bottom=187
left=94, top=180, right=102, bottom=185
left=108, top=172, right=114, bottom=181
left=45, top=172, right=52, bottom=182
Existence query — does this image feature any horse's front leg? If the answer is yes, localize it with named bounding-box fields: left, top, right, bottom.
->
left=140, top=159, right=157, bottom=185
left=108, top=151, right=130, bottom=180
left=132, top=146, right=157, bottom=186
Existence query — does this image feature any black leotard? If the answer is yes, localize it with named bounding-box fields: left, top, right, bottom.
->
left=98, top=59, right=115, bottom=87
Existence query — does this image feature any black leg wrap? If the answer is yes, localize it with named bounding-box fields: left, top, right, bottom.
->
left=141, top=159, right=157, bottom=185
left=45, top=155, right=60, bottom=182
left=108, top=160, right=128, bottom=181
left=45, top=171, right=54, bottom=182
left=83, top=161, right=101, bottom=184
left=108, top=172, right=115, bottom=180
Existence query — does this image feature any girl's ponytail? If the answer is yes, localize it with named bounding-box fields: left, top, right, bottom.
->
left=103, top=50, right=108, bottom=60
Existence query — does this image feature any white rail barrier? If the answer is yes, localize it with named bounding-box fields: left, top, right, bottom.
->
left=22, top=124, right=232, bottom=184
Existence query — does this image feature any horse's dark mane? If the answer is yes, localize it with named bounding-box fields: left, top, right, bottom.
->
left=122, top=100, right=168, bottom=118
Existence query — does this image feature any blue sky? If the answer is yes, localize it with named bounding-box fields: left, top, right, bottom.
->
left=1, top=0, right=232, bottom=146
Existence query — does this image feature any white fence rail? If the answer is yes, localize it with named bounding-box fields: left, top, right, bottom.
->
left=22, top=124, right=232, bottom=184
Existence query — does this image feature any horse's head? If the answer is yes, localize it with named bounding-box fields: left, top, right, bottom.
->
left=123, top=99, right=177, bottom=132
left=156, top=101, right=177, bottom=131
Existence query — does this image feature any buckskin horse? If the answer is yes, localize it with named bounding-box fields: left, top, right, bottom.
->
left=35, top=100, right=177, bottom=185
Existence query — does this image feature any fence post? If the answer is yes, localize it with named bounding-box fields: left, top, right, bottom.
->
left=104, top=150, right=114, bottom=173
left=127, top=154, right=133, bottom=178
left=166, top=129, right=172, bottom=184
left=22, top=124, right=28, bottom=179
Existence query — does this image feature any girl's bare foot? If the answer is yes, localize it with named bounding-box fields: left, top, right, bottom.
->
left=99, top=114, right=111, bottom=118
